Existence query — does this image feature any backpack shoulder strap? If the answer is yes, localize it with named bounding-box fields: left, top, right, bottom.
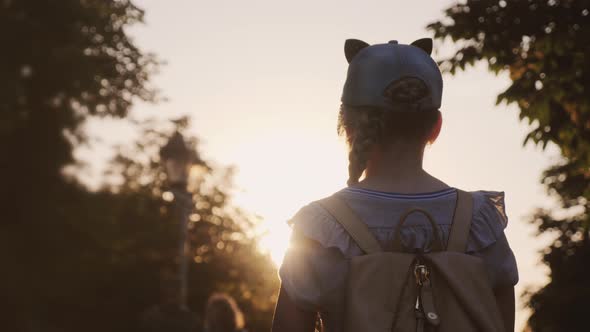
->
left=446, top=189, right=474, bottom=252
left=317, top=195, right=382, bottom=254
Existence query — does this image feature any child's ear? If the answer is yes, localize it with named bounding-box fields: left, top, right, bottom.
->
left=411, top=38, right=433, bottom=55
left=427, top=112, right=443, bottom=144
left=345, top=39, right=370, bottom=63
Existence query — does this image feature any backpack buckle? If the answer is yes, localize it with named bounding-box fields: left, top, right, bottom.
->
left=414, top=264, right=430, bottom=286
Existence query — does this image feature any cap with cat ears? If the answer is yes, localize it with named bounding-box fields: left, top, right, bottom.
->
left=344, top=38, right=433, bottom=63
left=341, top=38, right=442, bottom=111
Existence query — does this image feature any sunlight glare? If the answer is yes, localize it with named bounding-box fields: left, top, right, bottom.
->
left=228, top=129, right=348, bottom=267
left=259, top=222, right=292, bottom=266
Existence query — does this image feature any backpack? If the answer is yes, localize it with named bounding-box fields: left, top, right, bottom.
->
left=317, top=190, right=505, bottom=332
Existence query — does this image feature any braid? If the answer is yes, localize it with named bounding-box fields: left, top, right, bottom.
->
left=340, top=107, right=386, bottom=185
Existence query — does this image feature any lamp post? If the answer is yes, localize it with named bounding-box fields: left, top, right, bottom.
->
left=159, top=132, right=193, bottom=309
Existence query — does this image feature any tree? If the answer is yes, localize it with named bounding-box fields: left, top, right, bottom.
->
left=0, top=1, right=158, bottom=330
left=428, top=1, right=589, bottom=330
left=0, top=2, right=279, bottom=330
left=0, top=0, right=157, bottom=176
left=0, top=1, right=278, bottom=331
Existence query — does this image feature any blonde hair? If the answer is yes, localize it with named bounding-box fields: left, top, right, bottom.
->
left=337, top=78, right=441, bottom=186
left=205, top=293, right=245, bottom=332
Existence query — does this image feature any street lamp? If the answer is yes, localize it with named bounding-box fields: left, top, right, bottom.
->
left=159, top=131, right=193, bottom=309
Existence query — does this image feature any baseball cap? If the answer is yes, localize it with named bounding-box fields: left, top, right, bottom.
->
left=341, top=38, right=443, bottom=112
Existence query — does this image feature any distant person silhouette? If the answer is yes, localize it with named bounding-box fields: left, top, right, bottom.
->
left=272, top=38, right=518, bottom=332
left=204, top=293, right=246, bottom=332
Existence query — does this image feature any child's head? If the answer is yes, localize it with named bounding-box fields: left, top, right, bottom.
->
left=338, top=39, right=444, bottom=185
left=205, top=293, right=244, bottom=332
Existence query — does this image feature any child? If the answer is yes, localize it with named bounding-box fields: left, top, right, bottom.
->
left=272, top=39, right=518, bottom=332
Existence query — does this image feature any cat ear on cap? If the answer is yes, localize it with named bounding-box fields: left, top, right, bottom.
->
left=344, top=39, right=370, bottom=63
left=410, top=38, right=433, bottom=55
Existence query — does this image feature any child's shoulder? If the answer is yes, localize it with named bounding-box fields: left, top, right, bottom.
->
left=291, top=188, right=507, bottom=221
left=468, top=190, right=508, bottom=228
left=288, top=188, right=510, bottom=252
left=287, top=190, right=358, bottom=236
left=288, top=190, right=391, bottom=254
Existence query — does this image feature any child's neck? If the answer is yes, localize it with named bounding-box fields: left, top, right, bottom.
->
left=355, top=142, right=448, bottom=194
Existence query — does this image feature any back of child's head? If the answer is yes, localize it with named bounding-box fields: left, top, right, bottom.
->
left=205, top=293, right=244, bottom=332
left=338, top=39, right=443, bottom=185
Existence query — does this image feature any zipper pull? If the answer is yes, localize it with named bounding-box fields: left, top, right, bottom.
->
left=420, top=277, right=440, bottom=326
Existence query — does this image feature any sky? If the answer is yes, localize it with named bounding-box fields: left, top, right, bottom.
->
left=81, top=0, right=562, bottom=330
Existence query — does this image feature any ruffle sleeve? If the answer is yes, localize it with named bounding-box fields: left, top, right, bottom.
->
left=289, top=202, right=357, bottom=254
left=465, top=190, right=509, bottom=253
left=468, top=191, right=519, bottom=287
left=278, top=203, right=348, bottom=312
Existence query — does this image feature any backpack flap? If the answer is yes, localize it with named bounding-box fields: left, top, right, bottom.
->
left=426, top=252, right=505, bottom=332
left=346, top=252, right=416, bottom=332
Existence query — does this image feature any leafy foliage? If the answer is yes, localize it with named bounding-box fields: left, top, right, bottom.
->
left=0, top=1, right=159, bottom=330
left=107, top=120, right=279, bottom=331
left=428, top=1, right=590, bottom=330
left=0, top=0, right=157, bottom=130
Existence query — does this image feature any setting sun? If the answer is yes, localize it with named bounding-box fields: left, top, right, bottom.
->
left=259, top=222, right=292, bottom=266
left=227, top=130, right=349, bottom=266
